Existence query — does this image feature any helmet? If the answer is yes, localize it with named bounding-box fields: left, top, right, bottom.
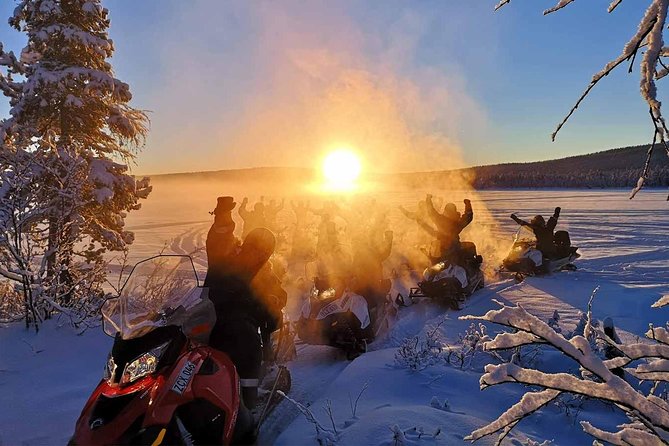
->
left=240, top=228, right=276, bottom=269
left=443, top=203, right=460, bottom=219
left=530, top=215, right=545, bottom=227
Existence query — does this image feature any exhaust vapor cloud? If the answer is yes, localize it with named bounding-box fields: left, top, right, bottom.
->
left=133, top=1, right=488, bottom=175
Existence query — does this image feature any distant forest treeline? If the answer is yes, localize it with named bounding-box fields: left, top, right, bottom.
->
left=151, top=144, right=669, bottom=189
left=394, top=144, right=669, bottom=189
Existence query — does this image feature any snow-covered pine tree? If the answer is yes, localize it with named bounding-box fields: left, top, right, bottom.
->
left=0, top=0, right=151, bottom=330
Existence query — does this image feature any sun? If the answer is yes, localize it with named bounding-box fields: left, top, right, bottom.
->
left=322, top=148, right=362, bottom=191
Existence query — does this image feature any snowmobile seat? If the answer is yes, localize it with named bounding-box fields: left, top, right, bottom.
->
left=554, top=230, right=571, bottom=246
left=460, top=241, right=478, bottom=258
left=459, top=241, right=482, bottom=268
left=553, top=230, right=572, bottom=258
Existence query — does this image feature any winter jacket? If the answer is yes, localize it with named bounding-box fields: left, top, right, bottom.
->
left=204, top=214, right=239, bottom=287
left=250, top=262, right=288, bottom=333
left=352, top=232, right=392, bottom=288
left=511, top=209, right=560, bottom=257
left=423, top=198, right=473, bottom=256
left=239, top=203, right=266, bottom=239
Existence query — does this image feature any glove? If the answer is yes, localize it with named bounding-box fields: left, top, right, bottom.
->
left=554, top=207, right=561, bottom=217
left=511, top=214, right=518, bottom=220
left=464, top=199, right=471, bottom=206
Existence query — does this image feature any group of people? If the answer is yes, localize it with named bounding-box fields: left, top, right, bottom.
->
left=201, top=193, right=571, bottom=409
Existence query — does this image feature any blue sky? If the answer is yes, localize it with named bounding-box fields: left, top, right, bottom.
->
left=0, top=1, right=659, bottom=173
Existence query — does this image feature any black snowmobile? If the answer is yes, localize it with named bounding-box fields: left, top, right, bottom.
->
left=296, top=277, right=373, bottom=360
left=411, top=241, right=485, bottom=310
left=500, top=226, right=580, bottom=282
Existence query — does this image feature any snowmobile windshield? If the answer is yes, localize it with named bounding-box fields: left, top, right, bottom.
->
left=102, top=255, right=202, bottom=340
left=514, top=225, right=536, bottom=243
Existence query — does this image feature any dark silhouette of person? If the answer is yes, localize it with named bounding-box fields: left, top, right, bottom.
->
left=290, top=200, right=312, bottom=260
left=399, top=200, right=428, bottom=222
left=421, top=194, right=473, bottom=261
left=204, top=196, right=239, bottom=287
left=352, top=229, right=393, bottom=310
left=250, top=259, right=288, bottom=363
left=511, top=207, right=561, bottom=258
left=239, top=197, right=267, bottom=239
left=207, top=227, right=282, bottom=408
left=291, top=200, right=310, bottom=226
left=264, top=198, right=285, bottom=233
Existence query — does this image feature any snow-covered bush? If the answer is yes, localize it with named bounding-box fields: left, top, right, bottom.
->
left=494, top=0, right=669, bottom=199
left=445, top=322, right=494, bottom=369
left=389, top=424, right=441, bottom=446
left=278, top=390, right=338, bottom=446
left=396, top=320, right=543, bottom=373
left=394, top=324, right=444, bottom=371
left=0, top=0, right=150, bottom=330
left=460, top=297, right=669, bottom=445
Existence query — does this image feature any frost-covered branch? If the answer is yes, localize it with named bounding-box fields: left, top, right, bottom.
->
left=494, top=0, right=669, bottom=200
left=466, top=389, right=561, bottom=442
left=543, top=0, right=575, bottom=16
left=461, top=300, right=669, bottom=445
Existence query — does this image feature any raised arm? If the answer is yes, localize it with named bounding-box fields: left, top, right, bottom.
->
left=510, top=214, right=529, bottom=226
left=309, top=206, right=326, bottom=217
left=459, top=199, right=473, bottom=230
left=398, top=205, right=416, bottom=221
left=377, top=230, right=393, bottom=261
left=416, top=218, right=439, bottom=238
left=239, top=197, right=250, bottom=219
left=547, top=207, right=560, bottom=231
left=425, top=194, right=442, bottom=225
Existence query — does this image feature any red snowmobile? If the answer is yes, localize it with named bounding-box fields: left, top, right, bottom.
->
left=70, top=255, right=288, bottom=445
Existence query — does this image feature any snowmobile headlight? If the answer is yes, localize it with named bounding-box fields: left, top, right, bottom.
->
left=318, top=288, right=336, bottom=300
left=120, top=341, right=170, bottom=385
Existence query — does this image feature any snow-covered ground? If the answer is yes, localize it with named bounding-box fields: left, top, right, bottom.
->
left=1, top=189, right=667, bottom=445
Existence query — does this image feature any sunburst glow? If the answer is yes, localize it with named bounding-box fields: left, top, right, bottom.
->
left=322, top=148, right=362, bottom=191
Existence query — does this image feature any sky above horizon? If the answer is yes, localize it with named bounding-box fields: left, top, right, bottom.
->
left=0, top=1, right=661, bottom=174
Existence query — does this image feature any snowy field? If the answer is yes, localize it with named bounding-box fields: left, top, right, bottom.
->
left=1, top=189, right=668, bottom=445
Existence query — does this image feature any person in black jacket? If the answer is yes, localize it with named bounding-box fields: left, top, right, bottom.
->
left=421, top=194, right=473, bottom=262
left=352, top=228, right=393, bottom=311
left=204, top=196, right=240, bottom=287
left=207, top=226, right=282, bottom=407
left=510, top=207, right=561, bottom=259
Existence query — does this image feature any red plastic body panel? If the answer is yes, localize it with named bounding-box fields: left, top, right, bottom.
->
left=71, top=344, right=240, bottom=445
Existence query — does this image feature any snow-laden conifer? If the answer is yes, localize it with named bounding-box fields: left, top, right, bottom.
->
left=0, top=0, right=150, bottom=330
